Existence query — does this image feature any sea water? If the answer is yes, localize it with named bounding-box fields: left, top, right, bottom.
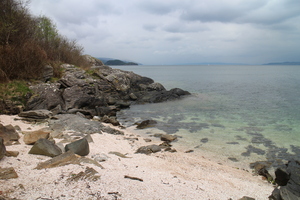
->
left=116, top=65, right=300, bottom=170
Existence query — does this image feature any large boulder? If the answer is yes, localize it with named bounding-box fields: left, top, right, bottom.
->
left=23, top=128, right=51, bottom=145
left=269, top=160, right=300, bottom=199
left=65, top=138, right=89, bottom=156
left=29, top=138, right=62, bottom=157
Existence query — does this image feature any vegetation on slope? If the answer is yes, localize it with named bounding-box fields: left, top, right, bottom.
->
left=0, top=0, right=89, bottom=83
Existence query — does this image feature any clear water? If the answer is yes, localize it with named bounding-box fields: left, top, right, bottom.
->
left=116, top=65, right=300, bottom=170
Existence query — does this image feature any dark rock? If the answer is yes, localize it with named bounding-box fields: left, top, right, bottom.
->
left=159, top=141, right=172, bottom=149
left=35, top=151, right=81, bottom=170
left=136, top=145, right=162, bottom=155
left=0, top=99, right=23, bottom=115
left=19, top=109, right=53, bottom=119
left=228, top=157, right=238, bottom=162
left=270, top=160, right=300, bottom=199
left=100, top=115, right=120, bottom=126
left=136, top=120, right=157, bottom=129
left=238, top=197, right=255, bottom=200
left=164, top=147, right=177, bottom=153
left=101, top=126, right=124, bottom=135
left=67, top=167, right=100, bottom=182
left=185, top=150, right=194, bottom=153
left=0, top=167, right=18, bottom=179
left=0, top=137, right=6, bottom=160
left=200, top=138, right=209, bottom=143
left=26, top=83, right=64, bottom=111
left=29, top=138, right=62, bottom=157
left=275, top=167, right=290, bottom=186
left=42, top=65, right=54, bottom=82
left=160, top=134, right=177, bottom=142
left=0, top=123, right=20, bottom=145
left=65, top=138, right=90, bottom=156
left=250, top=161, right=273, bottom=182
left=23, top=128, right=50, bottom=145
left=137, top=88, right=190, bottom=103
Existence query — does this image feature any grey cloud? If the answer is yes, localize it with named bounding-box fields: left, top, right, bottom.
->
left=138, top=1, right=176, bottom=15
left=143, top=24, right=158, bottom=32
left=163, top=22, right=208, bottom=33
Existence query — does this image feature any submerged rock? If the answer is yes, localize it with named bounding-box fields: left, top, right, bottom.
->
left=136, top=120, right=157, bottom=129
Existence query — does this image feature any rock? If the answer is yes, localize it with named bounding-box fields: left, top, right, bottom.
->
left=250, top=161, right=273, bottom=183
left=144, top=138, right=152, bottom=142
left=18, top=109, right=53, bottom=119
left=137, top=88, right=190, bottom=103
left=65, top=138, right=90, bottom=156
left=23, top=128, right=50, bottom=145
left=0, top=99, right=23, bottom=115
left=238, top=197, right=255, bottom=200
left=25, top=83, right=64, bottom=111
left=101, top=126, right=124, bottom=135
left=136, top=144, right=162, bottom=155
left=48, top=114, right=104, bottom=135
left=5, top=151, right=19, bottom=157
left=29, top=138, right=62, bottom=157
left=159, top=141, right=172, bottom=149
left=0, top=137, right=6, bottom=160
left=269, top=160, right=300, bottom=199
left=42, top=65, right=53, bottom=82
left=136, top=120, right=157, bottom=129
left=160, top=134, right=177, bottom=142
left=35, top=151, right=81, bottom=169
left=200, top=138, right=209, bottom=143
left=0, top=167, right=18, bottom=179
left=100, top=115, right=120, bottom=126
left=0, top=123, right=20, bottom=145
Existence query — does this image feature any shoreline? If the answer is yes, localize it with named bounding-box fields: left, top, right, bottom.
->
left=0, top=114, right=274, bottom=199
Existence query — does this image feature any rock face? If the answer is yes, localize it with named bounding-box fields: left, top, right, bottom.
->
left=269, top=160, right=300, bottom=199
left=29, top=138, right=62, bottom=157
left=24, top=64, right=190, bottom=120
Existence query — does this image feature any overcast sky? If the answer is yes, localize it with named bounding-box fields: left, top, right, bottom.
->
left=29, top=0, right=300, bottom=65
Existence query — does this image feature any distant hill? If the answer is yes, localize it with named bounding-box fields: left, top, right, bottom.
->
left=97, top=57, right=139, bottom=65
left=263, top=62, right=300, bottom=65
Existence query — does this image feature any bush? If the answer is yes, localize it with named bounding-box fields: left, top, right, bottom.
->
left=0, top=0, right=90, bottom=83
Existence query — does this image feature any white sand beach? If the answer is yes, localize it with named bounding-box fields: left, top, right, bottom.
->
left=0, top=114, right=274, bottom=200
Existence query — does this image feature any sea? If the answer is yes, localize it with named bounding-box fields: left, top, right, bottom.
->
left=115, top=65, right=300, bottom=171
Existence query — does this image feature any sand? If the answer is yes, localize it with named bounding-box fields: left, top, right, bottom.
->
left=0, top=114, right=274, bottom=200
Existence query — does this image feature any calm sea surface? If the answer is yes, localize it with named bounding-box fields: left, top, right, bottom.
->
left=116, top=65, right=300, bottom=170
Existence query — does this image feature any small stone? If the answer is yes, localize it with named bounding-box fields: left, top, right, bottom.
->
left=144, top=138, right=152, bottom=142
left=136, top=144, right=161, bottom=155
left=0, top=167, right=18, bottom=179
left=5, top=151, right=19, bottom=157
left=0, top=137, right=6, bottom=160
left=160, top=134, right=177, bottom=142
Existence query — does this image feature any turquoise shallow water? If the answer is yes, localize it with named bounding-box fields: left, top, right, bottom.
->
left=116, top=65, right=300, bottom=170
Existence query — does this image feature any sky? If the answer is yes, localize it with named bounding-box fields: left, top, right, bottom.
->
left=28, top=0, right=300, bottom=65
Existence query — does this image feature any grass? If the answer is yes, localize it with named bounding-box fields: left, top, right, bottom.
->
left=0, top=80, right=31, bottom=105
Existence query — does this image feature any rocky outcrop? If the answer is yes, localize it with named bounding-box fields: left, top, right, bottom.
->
left=269, top=160, right=300, bottom=199
left=24, top=63, right=190, bottom=122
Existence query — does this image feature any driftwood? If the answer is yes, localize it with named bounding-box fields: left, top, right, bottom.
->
left=124, top=175, right=143, bottom=182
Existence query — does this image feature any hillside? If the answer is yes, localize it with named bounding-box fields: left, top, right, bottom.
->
left=97, top=58, right=139, bottom=66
